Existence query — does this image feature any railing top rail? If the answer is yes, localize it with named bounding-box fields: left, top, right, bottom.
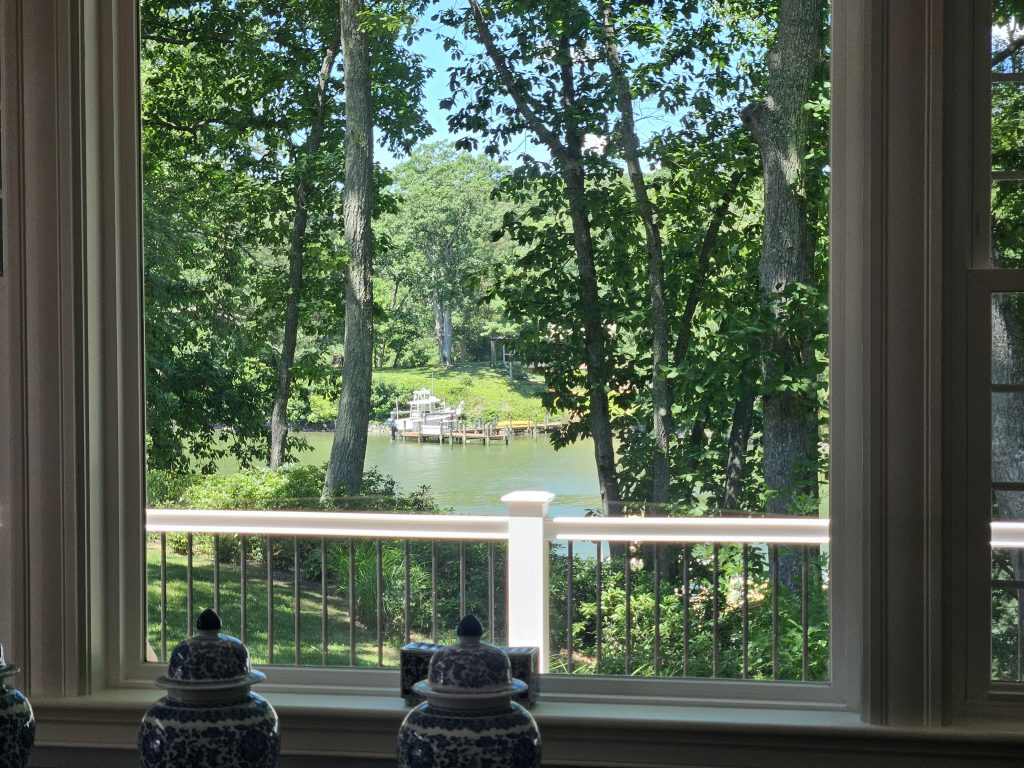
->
left=145, top=509, right=510, bottom=541
left=991, top=520, right=1024, bottom=548
left=547, top=515, right=831, bottom=544
left=145, top=508, right=835, bottom=545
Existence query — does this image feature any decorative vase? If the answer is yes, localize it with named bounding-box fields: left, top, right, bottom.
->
left=397, top=615, right=541, bottom=768
left=138, top=608, right=280, bottom=768
left=0, top=644, right=34, bottom=768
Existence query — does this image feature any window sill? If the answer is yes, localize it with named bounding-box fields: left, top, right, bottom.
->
left=29, top=688, right=1024, bottom=767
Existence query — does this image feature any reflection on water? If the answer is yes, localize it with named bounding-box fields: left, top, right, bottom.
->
left=285, top=431, right=601, bottom=517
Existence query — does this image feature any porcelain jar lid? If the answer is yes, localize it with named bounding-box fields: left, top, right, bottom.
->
left=0, top=643, right=20, bottom=681
left=413, top=616, right=527, bottom=706
left=156, top=608, right=265, bottom=691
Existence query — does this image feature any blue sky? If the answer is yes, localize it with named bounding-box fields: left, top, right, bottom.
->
left=376, top=15, right=549, bottom=168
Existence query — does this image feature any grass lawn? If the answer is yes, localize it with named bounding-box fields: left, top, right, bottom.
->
left=146, top=547, right=422, bottom=668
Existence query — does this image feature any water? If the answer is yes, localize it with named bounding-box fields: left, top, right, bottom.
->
left=289, top=431, right=601, bottom=517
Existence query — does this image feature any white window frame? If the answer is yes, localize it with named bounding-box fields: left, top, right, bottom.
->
left=5, top=0, right=1024, bottom=764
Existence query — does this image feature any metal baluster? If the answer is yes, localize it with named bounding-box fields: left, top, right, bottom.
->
left=186, top=533, right=194, bottom=635
left=770, top=545, right=780, bottom=680
left=321, top=538, right=329, bottom=666
left=403, top=541, right=411, bottom=644
left=682, top=545, right=690, bottom=678
left=160, top=533, right=167, bottom=660
left=213, top=535, right=221, bottom=615
left=240, top=535, right=248, bottom=645
left=348, top=539, right=356, bottom=667
left=1019, top=587, right=1024, bottom=682
left=431, top=541, right=438, bottom=643
left=294, top=537, right=301, bottom=666
left=566, top=541, right=574, bottom=674
left=459, top=541, right=467, bottom=618
left=595, top=540, right=603, bottom=675
left=487, top=543, right=496, bottom=643
left=267, top=536, right=274, bottom=665
left=742, top=544, right=749, bottom=679
left=376, top=539, right=384, bottom=667
left=625, top=543, right=632, bottom=675
left=653, top=544, right=661, bottom=676
left=802, top=547, right=810, bottom=681
left=712, top=544, right=719, bottom=678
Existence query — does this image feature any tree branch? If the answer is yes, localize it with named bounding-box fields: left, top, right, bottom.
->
left=467, top=0, right=571, bottom=164
left=993, top=31, right=1024, bottom=68
left=671, top=170, right=744, bottom=368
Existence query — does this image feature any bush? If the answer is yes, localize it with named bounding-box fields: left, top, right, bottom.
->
left=370, top=380, right=404, bottom=421
left=147, top=464, right=453, bottom=565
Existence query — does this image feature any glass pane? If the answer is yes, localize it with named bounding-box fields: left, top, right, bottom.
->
left=993, top=83, right=1024, bottom=172
left=993, top=489, right=1024, bottom=519
left=992, top=294, right=1024, bottom=384
left=140, top=1, right=832, bottom=681
left=993, top=9, right=1024, bottom=75
left=993, top=391, right=1024, bottom=482
left=992, top=583, right=1023, bottom=681
left=993, top=181, right=1024, bottom=267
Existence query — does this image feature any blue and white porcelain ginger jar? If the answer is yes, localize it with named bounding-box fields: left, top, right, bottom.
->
left=0, top=644, right=34, bottom=768
left=397, top=615, right=541, bottom=768
left=138, top=608, right=280, bottom=768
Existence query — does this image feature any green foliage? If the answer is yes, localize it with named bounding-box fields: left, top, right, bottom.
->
left=141, top=0, right=430, bottom=473
left=375, top=142, right=520, bottom=367
left=148, top=464, right=453, bottom=563
left=547, top=543, right=829, bottom=680
left=437, top=0, right=830, bottom=513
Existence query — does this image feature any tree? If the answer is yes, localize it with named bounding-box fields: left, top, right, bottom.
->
left=323, top=0, right=376, bottom=499
left=143, top=0, right=351, bottom=473
left=440, top=1, right=624, bottom=510
left=741, top=0, right=828, bottom=516
left=268, top=5, right=343, bottom=469
left=142, top=0, right=428, bottom=476
left=377, top=143, right=508, bottom=367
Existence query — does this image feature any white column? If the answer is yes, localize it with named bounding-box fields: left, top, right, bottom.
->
left=502, top=490, right=553, bottom=672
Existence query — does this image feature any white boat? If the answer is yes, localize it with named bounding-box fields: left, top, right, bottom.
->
left=388, top=389, right=463, bottom=436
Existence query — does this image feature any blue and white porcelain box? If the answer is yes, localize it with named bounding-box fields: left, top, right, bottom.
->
left=0, top=644, right=34, bottom=768
left=397, top=615, right=541, bottom=768
left=138, top=608, right=280, bottom=768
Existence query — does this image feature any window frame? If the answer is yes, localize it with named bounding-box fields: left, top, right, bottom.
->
left=7, top=0, right=1024, bottom=762
left=121, top=0, right=856, bottom=710
left=960, top=0, right=1024, bottom=714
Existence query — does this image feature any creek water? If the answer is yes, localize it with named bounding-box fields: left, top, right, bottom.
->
left=274, top=431, right=602, bottom=518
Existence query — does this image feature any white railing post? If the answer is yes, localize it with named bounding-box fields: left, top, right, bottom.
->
left=502, top=490, right=553, bottom=672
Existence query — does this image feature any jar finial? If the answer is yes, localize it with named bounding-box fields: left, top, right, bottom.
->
left=197, top=608, right=222, bottom=632
left=457, top=615, right=483, bottom=641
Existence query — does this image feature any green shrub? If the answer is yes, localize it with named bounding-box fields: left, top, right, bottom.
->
left=370, top=380, right=404, bottom=421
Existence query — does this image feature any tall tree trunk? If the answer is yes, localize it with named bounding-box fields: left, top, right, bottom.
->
left=742, top=0, right=824, bottom=516
left=557, top=60, right=620, bottom=511
left=269, top=45, right=338, bottom=469
left=723, top=389, right=756, bottom=509
left=442, top=306, right=453, bottom=366
left=467, top=3, right=620, bottom=511
left=323, top=0, right=374, bottom=500
left=600, top=4, right=671, bottom=508
left=433, top=300, right=453, bottom=366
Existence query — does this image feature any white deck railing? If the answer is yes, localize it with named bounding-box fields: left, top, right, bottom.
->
left=146, top=494, right=1024, bottom=674
left=147, top=491, right=833, bottom=671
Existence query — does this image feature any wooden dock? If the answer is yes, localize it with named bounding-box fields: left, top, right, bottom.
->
left=394, top=417, right=566, bottom=445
